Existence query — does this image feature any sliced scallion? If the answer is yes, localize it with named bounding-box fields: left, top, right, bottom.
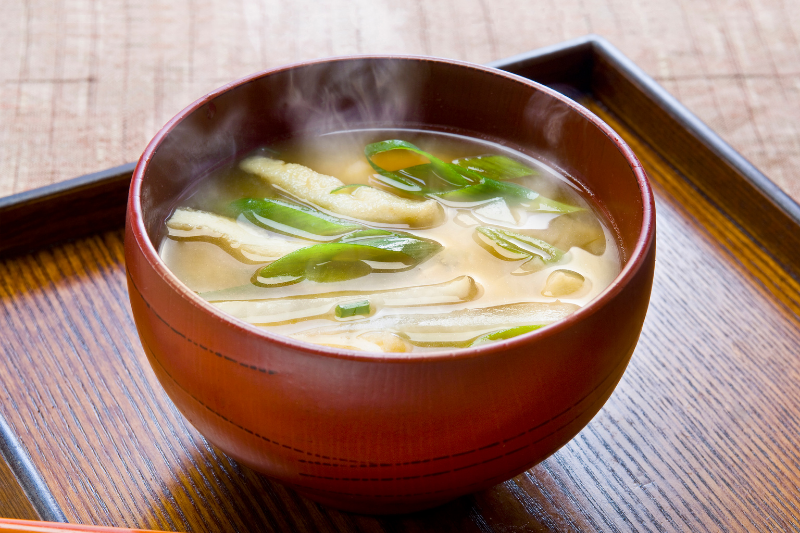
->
left=476, top=226, right=565, bottom=270
left=231, top=197, right=362, bottom=241
left=254, top=229, right=442, bottom=286
left=468, top=325, right=543, bottom=347
left=452, top=155, right=537, bottom=181
left=364, top=140, right=579, bottom=210
left=335, top=300, right=371, bottom=318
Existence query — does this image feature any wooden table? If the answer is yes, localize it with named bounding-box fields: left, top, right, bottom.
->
left=3, top=0, right=800, bottom=205
left=2, top=38, right=800, bottom=532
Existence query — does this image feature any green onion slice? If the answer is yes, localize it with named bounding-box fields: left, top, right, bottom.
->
left=452, top=155, right=536, bottom=181
left=335, top=299, right=371, bottom=318
left=476, top=226, right=565, bottom=264
left=435, top=178, right=539, bottom=203
left=468, top=325, right=543, bottom=347
left=231, top=197, right=363, bottom=241
left=365, top=139, right=471, bottom=193
left=537, top=197, right=584, bottom=213
left=364, top=140, right=579, bottom=209
left=254, top=229, right=442, bottom=286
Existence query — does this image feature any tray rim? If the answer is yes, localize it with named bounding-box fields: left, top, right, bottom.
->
left=489, top=35, right=800, bottom=226
left=1, top=34, right=799, bottom=523
left=0, top=162, right=137, bottom=215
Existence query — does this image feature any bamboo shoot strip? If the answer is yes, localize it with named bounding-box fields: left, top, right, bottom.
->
left=239, top=156, right=444, bottom=227
left=205, top=276, right=480, bottom=325
left=290, top=301, right=579, bottom=348
left=165, top=208, right=304, bottom=263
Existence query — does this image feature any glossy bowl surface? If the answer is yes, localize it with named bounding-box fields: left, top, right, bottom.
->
left=125, top=56, right=655, bottom=514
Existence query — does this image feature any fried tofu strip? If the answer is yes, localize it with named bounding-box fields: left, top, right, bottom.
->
left=304, top=331, right=413, bottom=353
left=290, top=301, right=579, bottom=350
left=205, top=275, right=480, bottom=325
left=166, top=208, right=303, bottom=262
left=240, top=156, right=444, bottom=228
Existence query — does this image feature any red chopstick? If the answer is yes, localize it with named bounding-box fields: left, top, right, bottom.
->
left=0, top=519, right=177, bottom=533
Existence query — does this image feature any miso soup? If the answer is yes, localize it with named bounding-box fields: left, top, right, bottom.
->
left=159, top=129, right=621, bottom=353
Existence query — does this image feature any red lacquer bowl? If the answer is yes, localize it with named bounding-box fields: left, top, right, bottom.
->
left=125, top=56, right=655, bottom=514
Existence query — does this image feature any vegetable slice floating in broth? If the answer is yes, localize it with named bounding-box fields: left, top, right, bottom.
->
left=468, top=325, right=544, bottom=347
left=475, top=226, right=565, bottom=273
left=254, top=229, right=443, bottom=286
left=365, top=140, right=580, bottom=212
left=452, top=154, right=537, bottom=181
left=335, top=300, right=371, bottom=318
left=231, top=197, right=363, bottom=241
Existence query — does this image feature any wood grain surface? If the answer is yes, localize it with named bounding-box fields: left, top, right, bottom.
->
left=2, top=67, right=800, bottom=530
left=0, top=456, right=39, bottom=521
left=2, top=0, right=800, bottom=205
left=0, top=410, right=59, bottom=521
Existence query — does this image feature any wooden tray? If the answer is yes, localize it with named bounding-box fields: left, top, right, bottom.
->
left=2, top=35, right=800, bottom=531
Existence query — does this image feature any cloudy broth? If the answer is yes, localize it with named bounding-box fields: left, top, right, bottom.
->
left=159, top=129, right=621, bottom=353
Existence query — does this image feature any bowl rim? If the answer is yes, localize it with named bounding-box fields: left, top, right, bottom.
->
left=128, top=54, right=655, bottom=364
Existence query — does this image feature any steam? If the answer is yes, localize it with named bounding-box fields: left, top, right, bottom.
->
left=280, top=58, right=427, bottom=137
left=523, top=90, right=574, bottom=152
left=149, top=58, right=429, bottom=244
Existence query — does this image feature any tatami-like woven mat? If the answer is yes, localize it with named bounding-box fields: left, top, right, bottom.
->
left=2, top=0, right=798, bottom=202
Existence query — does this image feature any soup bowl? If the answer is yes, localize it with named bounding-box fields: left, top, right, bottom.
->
left=125, top=56, right=655, bottom=514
